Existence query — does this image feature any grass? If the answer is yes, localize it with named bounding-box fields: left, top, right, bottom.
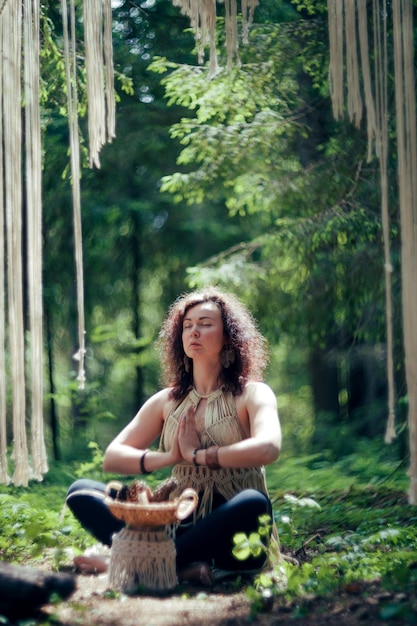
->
left=239, top=437, right=417, bottom=622
left=0, top=437, right=416, bottom=623
left=0, top=436, right=413, bottom=562
left=266, top=437, right=416, bottom=565
left=270, top=437, right=408, bottom=493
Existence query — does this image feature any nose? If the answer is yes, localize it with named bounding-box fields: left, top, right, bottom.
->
left=191, top=326, right=199, bottom=336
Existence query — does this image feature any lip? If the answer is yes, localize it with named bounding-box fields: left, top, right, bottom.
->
left=189, top=342, right=201, bottom=348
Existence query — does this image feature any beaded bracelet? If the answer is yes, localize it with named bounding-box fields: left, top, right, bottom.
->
left=140, top=449, right=151, bottom=474
left=192, top=448, right=200, bottom=467
left=206, top=445, right=221, bottom=470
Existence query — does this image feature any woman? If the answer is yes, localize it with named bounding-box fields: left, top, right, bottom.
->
left=66, top=286, right=281, bottom=585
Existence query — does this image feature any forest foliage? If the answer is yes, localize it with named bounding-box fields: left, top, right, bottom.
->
left=1, top=2, right=417, bottom=622
left=2, top=1, right=411, bottom=489
left=2, top=1, right=416, bottom=620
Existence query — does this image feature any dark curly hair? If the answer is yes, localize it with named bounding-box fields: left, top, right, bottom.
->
left=157, top=286, right=268, bottom=400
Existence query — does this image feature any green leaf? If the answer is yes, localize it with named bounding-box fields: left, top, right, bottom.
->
left=232, top=544, right=252, bottom=561
left=233, top=532, right=248, bottom=545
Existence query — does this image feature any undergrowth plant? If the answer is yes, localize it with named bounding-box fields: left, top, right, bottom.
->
left=0, top=442, right=417, bottom=623
left=232, top=489, right=417, bottom=621
left=0, top=486, right=85, bottom=569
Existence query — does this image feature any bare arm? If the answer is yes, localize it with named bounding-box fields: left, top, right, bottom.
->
left=103, top=388, right=182, bottom=475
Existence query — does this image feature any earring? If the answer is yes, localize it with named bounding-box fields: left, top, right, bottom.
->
left=184, top=355, right=191, bottom=373
left=221, top=346, right=235, bottom=368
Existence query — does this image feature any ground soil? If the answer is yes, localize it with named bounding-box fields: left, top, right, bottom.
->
left=37, top=567, right=411, bottom=626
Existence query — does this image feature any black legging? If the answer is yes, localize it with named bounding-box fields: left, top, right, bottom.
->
left=66, top=479, right=272, bottom=571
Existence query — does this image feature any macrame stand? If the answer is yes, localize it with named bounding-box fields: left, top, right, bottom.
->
left=108, top=526, right=178, bottom=593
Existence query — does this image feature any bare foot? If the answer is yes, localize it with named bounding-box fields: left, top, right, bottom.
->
left=74, top=554, right=109, bottom=574
left=178, top=562, right=214, bottom=586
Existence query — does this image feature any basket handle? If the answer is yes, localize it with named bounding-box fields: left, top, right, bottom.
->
left=176, top=488, right=199, bottom=521
left=105, top=480, right=124, bottom=498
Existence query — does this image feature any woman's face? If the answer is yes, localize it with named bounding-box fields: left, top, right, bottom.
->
left=182, top=301, right=225, bottom=362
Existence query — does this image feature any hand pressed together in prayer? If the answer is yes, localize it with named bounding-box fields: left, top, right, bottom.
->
left=178, top=405, right=201, bottom=464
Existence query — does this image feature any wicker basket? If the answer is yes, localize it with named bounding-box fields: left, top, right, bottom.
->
left=104, top=481, right=198, bottom=528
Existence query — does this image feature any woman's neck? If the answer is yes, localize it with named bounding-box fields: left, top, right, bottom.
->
left=191, top=363, right=222, bottom=397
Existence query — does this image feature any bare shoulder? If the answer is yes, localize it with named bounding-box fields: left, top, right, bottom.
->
left=235, top=381, right=277, bottom=422
left=139, top=387, right=176, bottom=420
left=235, top=381, right=278, bottom=436
left=149, top=387, right=173, bottom=403
left=241, top=381, right=277, bottom=404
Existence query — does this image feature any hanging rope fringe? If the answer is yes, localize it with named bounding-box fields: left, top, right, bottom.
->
left=0, top=0, right=115, bottom=483
left=24, top=0, right=48, bottom=479
left=224, top=0, right=239, bottom=70
left=104, top=0, right=115, bottom=140
left=172, top=0, right=258, bottom=76
left=0, top=8, right=10, bottom=485
left=345, top=0, right=362, bottom=126
left=370, top=0, right=397, bottom=446
left=71, top=0, right=115, bottom=386
left=327, top=0, right=417, bottom=501
left=327, top=0, right=398, bottom=450
left=109, top=527, right=178, bottom=593
left=2, top=0, right=31, bottom=486
left=84, top=0, right=115, bottom=167
left=61, top=0, right=86, bottom=390
left=357, top=1, right=377, bottom=160
left=172, top=0, right=219, bottom=76
left=392, top=0, right=417, bottom=503
left=241, top=0, right=259, bottom=43
left=327, top=0, right=344, bottom=119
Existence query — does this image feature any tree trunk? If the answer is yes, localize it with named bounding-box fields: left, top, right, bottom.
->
left=45, top=304, right=60, bottom=460
left=131, top=210, right=145, bottom=408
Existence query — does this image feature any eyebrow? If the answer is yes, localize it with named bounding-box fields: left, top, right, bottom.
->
left=183, top=314, right=215, bottom=321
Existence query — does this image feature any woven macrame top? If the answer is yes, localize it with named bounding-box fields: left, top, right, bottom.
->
left=159, top=387, right=268, bottom=523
